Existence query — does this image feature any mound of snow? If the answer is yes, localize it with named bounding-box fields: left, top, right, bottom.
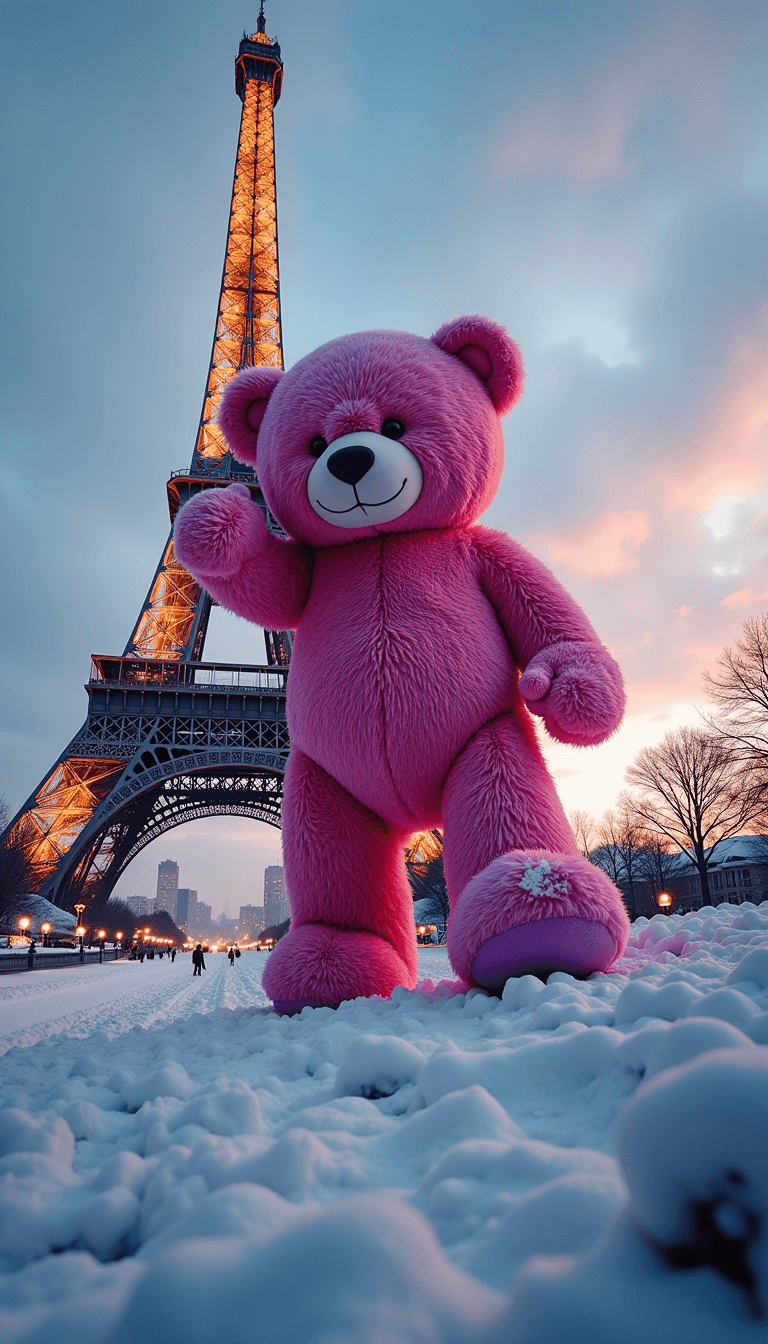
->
left=0, top=904, right=766, bottom=1342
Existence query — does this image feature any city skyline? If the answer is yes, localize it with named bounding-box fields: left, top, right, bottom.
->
left=116, top=839, right=280, bottom=923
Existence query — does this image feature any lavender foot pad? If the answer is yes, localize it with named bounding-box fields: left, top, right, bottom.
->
left=273, top=999, right=333, bottom=1015
left=471, top=916, right=617, bottom=993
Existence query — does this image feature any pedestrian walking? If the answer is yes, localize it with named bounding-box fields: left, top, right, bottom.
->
left=228, top=946, right=235, bottom=966
left=171, top=947, right=176, bottom=963
left=192, top=944, right=205, bottom=976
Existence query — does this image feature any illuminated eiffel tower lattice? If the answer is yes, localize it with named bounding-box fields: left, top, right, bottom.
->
left=2, top=11, right=291, bottom=913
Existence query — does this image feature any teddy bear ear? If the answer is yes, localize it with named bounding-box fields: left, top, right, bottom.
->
left=217, top=366, right=284, bottom=466
left=431, top=315, right=524, bottom=416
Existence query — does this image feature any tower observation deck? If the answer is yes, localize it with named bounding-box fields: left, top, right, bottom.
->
left=2, top=9, right=292, bottom=913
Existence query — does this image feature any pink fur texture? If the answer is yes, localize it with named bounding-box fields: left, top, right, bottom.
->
left=263, top=924, right=415, bottom=1011
left=518, top=640, right=626, bottom=746
left=173, top=317, right=627, bottom=1006
left=431, top=315, right=524, bottom=415
left=216, top=366, right=283, bottom=467
left=448, top=850, right=630, bottom=987
left=174, top=483, right=265, bottom=578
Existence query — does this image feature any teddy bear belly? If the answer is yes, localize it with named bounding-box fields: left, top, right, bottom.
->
left=287, top=626, right=519, bottom=827
left=288, top=685, right=516, bottom=828
left=284, top=533, right=522, bottom=826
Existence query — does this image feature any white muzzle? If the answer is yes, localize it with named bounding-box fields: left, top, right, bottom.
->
left=307, top=430, right=423, bottom=528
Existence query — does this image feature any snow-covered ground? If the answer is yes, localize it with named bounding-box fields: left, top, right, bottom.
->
left=1, top=907, right=767, bottom=1343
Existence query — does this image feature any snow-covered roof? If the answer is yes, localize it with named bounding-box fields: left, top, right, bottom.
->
left=669, top=833, right=768, bottom=873
left=413, top=898, right=441, bottom=923
left=0, top=894, right=76, bottom=936
left=593, top=833, right=768, bottom=877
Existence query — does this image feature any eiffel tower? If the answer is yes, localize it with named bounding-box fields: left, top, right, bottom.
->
left=2, top=7, right=291, bottom=914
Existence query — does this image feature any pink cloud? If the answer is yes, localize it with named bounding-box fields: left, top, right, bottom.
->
left=491, top=80, right=641, bottom=186
left=541, top=509, right=651, bottom=578
left=490, top=10, right=732, bottom=186
left=672, top=605, right=693, bottom=632
left=720, top=585, right=768, bottom=610
left=662, top=326, right=768, bottom=512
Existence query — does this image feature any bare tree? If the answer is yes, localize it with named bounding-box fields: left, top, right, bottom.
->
left=704, top=614, right=768, bottom=778
left=569, top=810, right=597, bottom=861
left=625, top=727, right=764, bottom=906
left=405, top=829, right=450, bottom=925
left=0, top=795, right=39, bottom=915
left=591, top=801, right=644, bottom=920
left=635, top=831, right=679, bottom=912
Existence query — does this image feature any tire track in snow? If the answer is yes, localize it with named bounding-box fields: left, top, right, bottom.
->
left=0, top=954, right=270, bottom=1055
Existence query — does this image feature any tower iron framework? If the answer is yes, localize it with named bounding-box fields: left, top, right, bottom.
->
left=3, top=10, right=290, bottom=914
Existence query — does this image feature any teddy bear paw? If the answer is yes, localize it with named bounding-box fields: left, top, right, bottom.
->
left=519, top=641, right=625, bottom=746
left=174, top=483, right=266, bottom=579
left=447, top=849, right=629, bottom=992
left=263, top=924, right=416, bottom=1012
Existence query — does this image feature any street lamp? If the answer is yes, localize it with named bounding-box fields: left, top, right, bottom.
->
left=18, top=915, right=31, bottom=937
left=656, top=892, right=673, bottom=916
left=40, top=922, right=51, bottom=948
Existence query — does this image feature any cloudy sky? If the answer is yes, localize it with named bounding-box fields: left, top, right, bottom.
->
left=2, top=0, right=767, bottom=916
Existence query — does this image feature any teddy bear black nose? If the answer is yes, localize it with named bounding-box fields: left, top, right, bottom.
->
left=326, top=445, right=375, bottom=485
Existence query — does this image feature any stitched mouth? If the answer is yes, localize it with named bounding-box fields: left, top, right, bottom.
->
left=316, top=478, right=408, bottom=516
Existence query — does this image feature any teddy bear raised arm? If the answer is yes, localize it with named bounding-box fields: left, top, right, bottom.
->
left=175, top=317, right=628, bottom=1011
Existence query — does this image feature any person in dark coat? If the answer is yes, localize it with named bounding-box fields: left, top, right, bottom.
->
left=228, top=946, right=235, bottom=966
left=192, top=944, right=205, bottom=975
left=171, top=947, right=176, bottom=963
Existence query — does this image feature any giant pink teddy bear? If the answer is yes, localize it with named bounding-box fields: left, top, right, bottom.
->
left=174, top=316, right=629, bottom=1011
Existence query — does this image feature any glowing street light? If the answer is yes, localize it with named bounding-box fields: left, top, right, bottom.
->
left=41, top=921, right=52, bottom=947
left=656, top=892, right=673, bottom=916
left=18, top=915, right=31, bottom=934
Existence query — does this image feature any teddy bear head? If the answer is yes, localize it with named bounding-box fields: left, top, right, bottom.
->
left=218, top=315, right=524, bottom=546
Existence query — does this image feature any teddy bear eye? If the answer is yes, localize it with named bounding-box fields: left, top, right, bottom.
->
left=309, top=435, right=328, bottom=458
left=381, top=418, right=405, bottom=440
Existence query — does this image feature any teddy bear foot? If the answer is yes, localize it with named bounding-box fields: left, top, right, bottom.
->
left=471, top=917, right=617, bottom=992
left=447, top=849, right=629, bottom=993
left=262, top=922, right=416, bottom=1011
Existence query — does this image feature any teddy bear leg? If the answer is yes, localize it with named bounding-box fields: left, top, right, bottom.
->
left=262, top=748, right=419, bottom=1012
left=442, top=712, right=629, bottom=991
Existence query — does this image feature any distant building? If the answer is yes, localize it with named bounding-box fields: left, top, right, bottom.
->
left=194, top=901, right=212, bottom=932
left=126, top=895, right=153, bottom=919
left=216, top=911, right=239, bottom=939
left=595, top=833, right=768, bottom=918
left=665, top=835, right=768, bottom=914
left=264, top=865, right=289, bottom=927
left=156, top=860, right=179, bottom=920
left=176, top=889, right=197, bottom=929
left=240, top=904, right=265, bottom=937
